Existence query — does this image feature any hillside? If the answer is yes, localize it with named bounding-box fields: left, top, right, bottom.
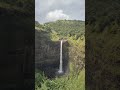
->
left=35, top=20, right=85, bottom=90
left=35, top=20, right=85, bottom=70
left=86, top=0, right=120, bottom=89
left=44, top=20, right=85, bottom=39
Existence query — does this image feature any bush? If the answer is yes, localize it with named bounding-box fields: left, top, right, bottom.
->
left=35, top=68, right=85, bottom=90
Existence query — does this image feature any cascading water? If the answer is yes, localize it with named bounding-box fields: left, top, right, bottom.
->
left=58, top=40, right=63, bottom=74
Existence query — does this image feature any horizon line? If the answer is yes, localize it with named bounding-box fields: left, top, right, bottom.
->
left=36, top=19, right=85, bottom=24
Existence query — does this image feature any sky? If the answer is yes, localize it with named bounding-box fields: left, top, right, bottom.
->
left=35, top=0, right=85, bottom=23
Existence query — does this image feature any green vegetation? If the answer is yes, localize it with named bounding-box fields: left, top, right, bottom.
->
left=86, top=0, right=120, bottom=89
left=35, top=66, right=85, bottom=90
left=45, top=20, right=85, bottom=39
left=35, top=20, right=85, bottom=90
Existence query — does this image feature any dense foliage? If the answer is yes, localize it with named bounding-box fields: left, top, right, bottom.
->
left=86, top=0, right=120, bottom=89
left=35, top=66, right=85, bottom=90
left=45, top=20, right=85, bottom=39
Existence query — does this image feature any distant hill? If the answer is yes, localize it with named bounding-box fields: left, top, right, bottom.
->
left=35, top=20, right=85, bottom=41
left=44, top=20, right=85, bottom=39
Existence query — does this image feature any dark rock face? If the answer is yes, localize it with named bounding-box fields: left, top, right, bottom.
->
left=35, top=30, right=69, bottom=78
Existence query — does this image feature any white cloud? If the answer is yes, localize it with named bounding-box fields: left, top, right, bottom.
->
left=46, top=10, right=70, bottom=21
left=35, top=0, right=85, bottom=23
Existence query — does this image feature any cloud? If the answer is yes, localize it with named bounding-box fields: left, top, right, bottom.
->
left=35, top=0, right=85, bottom=23
left=46, top=10, right=70, bottom=21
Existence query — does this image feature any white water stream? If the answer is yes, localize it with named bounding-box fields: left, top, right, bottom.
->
left=58, top=40, right=63, bottom=73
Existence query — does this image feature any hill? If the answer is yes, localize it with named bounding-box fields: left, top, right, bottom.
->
left=35, top=20, right=85, bottom=89
left=35, top=20, right=85, bottom=69
left=44, top=20, right=85, bottom=39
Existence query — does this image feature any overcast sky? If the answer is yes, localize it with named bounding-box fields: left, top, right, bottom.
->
left=35, top=0, right=85, bottom=23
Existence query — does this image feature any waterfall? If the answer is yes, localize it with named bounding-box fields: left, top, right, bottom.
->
left=58, top=40, right=63, bottom=73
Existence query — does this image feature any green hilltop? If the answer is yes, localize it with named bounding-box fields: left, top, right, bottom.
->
left=35, top=20, right=85, bottom=40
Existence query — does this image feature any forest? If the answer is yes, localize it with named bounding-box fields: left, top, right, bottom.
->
left=86, top=0, right=120, bottom=89
left=35, top=20, right=85, bottom=90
